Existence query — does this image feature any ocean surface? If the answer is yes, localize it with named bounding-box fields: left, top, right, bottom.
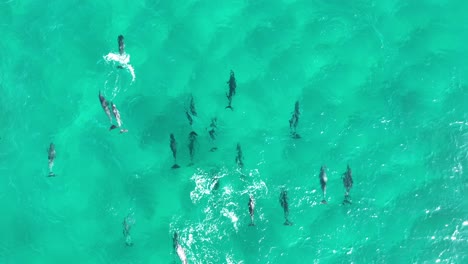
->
left=1, top=0, right=467, bottom=263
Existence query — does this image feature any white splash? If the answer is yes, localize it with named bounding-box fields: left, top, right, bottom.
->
left=103, top=52, right=136, bottom=82
left=221, top=208, right=239, bottom=231
left=190, top=171, right=211, bottom=204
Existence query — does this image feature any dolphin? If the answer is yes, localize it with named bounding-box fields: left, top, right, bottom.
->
left=248, top=195, right=255, bottom=226
left=211, top=176, right=220, bottom=191
left=173, top=232, right=188, bottom=264
left=98, top=92, right=112, bottom=122
left=185, top=110, right=193, bottom=127
left=99, top=91, right=114, bottom=129
left=47, top=143, right=56, bottom=177
left=342, top=165, right=353, bottom=204
left=225, top=70, right=236, bottom=110
left=118, top=35, right=125, bottom=56
left=235, top=143, right=244, bottom=168
left=279, top=189, right=292, bottom=225
left=289, top=101, right=301, bottom=139
left=188, top=131, right=198, bottom=166
left=208, top=118, right=217, bottom=152
left=116, top=35, right=126, bottom=69
left=319, top=166, right=328, bottom=204
left=122, top=214, right=134, bottom=246
left=170, top=134, right=180, bottom=169
left=189, top=94, right=197, bottom=116
left=111, top=102, right=128, bottom=133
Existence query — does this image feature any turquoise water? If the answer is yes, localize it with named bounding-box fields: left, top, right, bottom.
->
left=1, top=0, right=468, bottom=263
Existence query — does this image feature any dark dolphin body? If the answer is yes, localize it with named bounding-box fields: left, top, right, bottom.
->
left=225, top=70, right=237, bottom=110
left=188, top=131, right=198, bottom=166
left=122, top=214, right=134, bottom=246
left=99, top=91, right=114, bottom=129
left=173, top=232, right=188, bottom=264
left=118, top=35, right=125, bottom=55
left=248, top=195, right=255, bottom=226
left=279, top=189, right=292, bottom=225
left=342, top=165, right=353, bottom=204
left=235, top=143, right=244, bottom=168
left=209, top=168, right=220, bottom=191
left=208, top=118, right=217, bottom=152
left=185, top=110, right=193, bottom=126
left=185, top=95, right=197, bottom=127
left=47, top=143, right=56, bottom=177
left=211, top=176, right=220, bottom=191
left=170, top=134, right=180, bottom=169
left=116, top=35, right=126, bottom=69
left=319, top=166, right=328, bottom=204
left=189, top=94, right=197, bottom=116
left=289, top=101, right=301, bottom=139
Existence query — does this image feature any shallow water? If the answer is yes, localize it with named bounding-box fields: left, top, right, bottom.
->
left=1, top=0, right=467, bottom=263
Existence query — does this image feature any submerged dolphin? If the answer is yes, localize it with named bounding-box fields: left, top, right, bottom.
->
left=235, top=143, right=244, bottom=168
left=189, top=94, right=197, bottom=116
left=185, top=110, right=193, bottom=126
left=289, top=101, right=301, bottom=139
left=279, top=189, right=292, bottom=225
left=122, top=214, right=134, bottom=246
left=47, top=143, right=56, bottom=177
left=208, top=118, right=217, bottom=152
left=170, top=134, right=180, bottom=169
left=225, top=70, right=237, bottom=110
left=342, top=165, right=353, bottom=204
left=188, top=131, right=198, bottom=166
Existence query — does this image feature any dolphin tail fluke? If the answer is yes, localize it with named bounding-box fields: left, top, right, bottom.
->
left=284, top=220, right=293, bottom=226
left=249, top=222, right=255, bottom=226
left=321, top=199, right=327, bottom=204
left=188, top=162, right=194, bottom=167
left=342, top=195, right=352, bottom=205
left=225, top=105, right=233, bottom=110
left=172, top=164, right=180, bottom=169
left=291, top=133, right=301, bottom=139
left=125, top=235, right=133, bottom=246
left=110, top=125, right=118, bottom=131
left=210, top=147, right=218, bottom=152
left=48, top=172, right=55, bottom=177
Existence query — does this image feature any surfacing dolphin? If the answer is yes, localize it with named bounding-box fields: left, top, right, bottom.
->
left=173, top=232, right=188, bottom=264
left=319, top=166, right=328, bottom=204
left=248, top=195, right=255, bottom=226
left=110, top=102, right=128, bottom=133
left=98, top=91, right=115, bottom=129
